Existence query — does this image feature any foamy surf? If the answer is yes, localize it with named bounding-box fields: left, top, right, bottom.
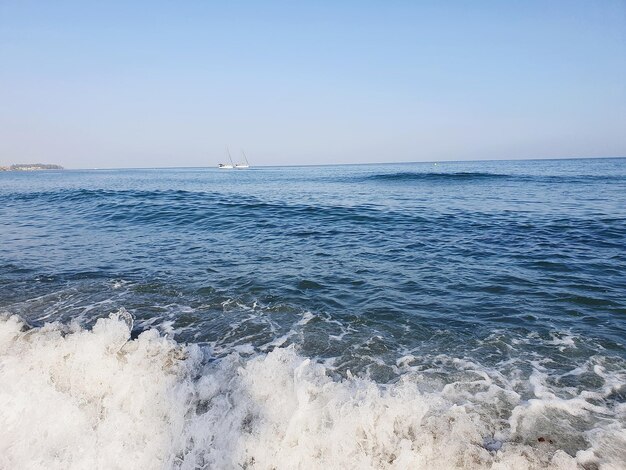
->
left=0, top=311, right=624, bottom=470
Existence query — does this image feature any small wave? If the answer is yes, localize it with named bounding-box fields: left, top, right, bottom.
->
left=1, top=313, right=624, bottom=469
left=366, top=171, right=511, bottom=182
left=3, top=186, right=402, bottom=231
left=3, top=188, right=224, bottom=204
left=364, top=172, right=626, bottom=184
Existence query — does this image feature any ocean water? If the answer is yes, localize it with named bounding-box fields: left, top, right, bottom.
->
left=1, top=158, right=625, bottom=469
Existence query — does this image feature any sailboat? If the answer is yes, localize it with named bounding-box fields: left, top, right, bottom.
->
left=218, top=148, right=235, bottom=169
left=235, top=150, right=250, bottom=169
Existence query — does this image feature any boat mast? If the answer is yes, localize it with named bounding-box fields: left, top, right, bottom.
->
left=226, top=146, right=234, bottom=167
left=241, top=150, right=249, bottom=166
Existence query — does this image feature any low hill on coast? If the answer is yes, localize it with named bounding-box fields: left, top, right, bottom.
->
left=1, top=163, right=64, bottom=171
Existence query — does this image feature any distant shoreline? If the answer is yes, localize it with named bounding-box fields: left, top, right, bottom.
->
left=0, top=163, right=64, bottom=171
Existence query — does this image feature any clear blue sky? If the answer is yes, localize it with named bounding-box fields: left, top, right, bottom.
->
left=1, top=1, right=625, bottom=168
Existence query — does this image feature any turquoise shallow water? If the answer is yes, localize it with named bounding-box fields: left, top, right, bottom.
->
left=1, top=158, right=625, bottom=468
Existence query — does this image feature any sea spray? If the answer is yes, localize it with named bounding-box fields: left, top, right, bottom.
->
left=1, top=313, right=623, bottom=469
left=0, top=311, right=200, bottom=469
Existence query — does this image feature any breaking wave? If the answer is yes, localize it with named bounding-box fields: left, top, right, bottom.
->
left=1, top=312, right=624, bottom=470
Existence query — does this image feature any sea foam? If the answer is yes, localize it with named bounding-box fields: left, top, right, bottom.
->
left=0, top=312, right=624, bottom=470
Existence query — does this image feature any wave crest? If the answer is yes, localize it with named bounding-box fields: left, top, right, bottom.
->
left=366, top=172, right=510, bottom=182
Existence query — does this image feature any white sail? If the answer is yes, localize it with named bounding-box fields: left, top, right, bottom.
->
left=218, top=147, right=235, bottom=169
left=235, top=150, right=250, bottom=169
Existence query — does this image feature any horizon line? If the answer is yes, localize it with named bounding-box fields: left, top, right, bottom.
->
left=1, top=155, right=624, bottom=171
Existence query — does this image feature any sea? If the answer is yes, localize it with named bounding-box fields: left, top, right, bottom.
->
left=1, top=158, right=625, bottom=469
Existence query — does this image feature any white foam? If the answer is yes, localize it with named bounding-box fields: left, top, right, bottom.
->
left=0, top=313, right=624, bottom=470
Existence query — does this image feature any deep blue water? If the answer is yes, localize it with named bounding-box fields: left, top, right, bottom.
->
left=1, top=158, right=626, bottom=466
left=2, top=159, right=625, bottom=362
